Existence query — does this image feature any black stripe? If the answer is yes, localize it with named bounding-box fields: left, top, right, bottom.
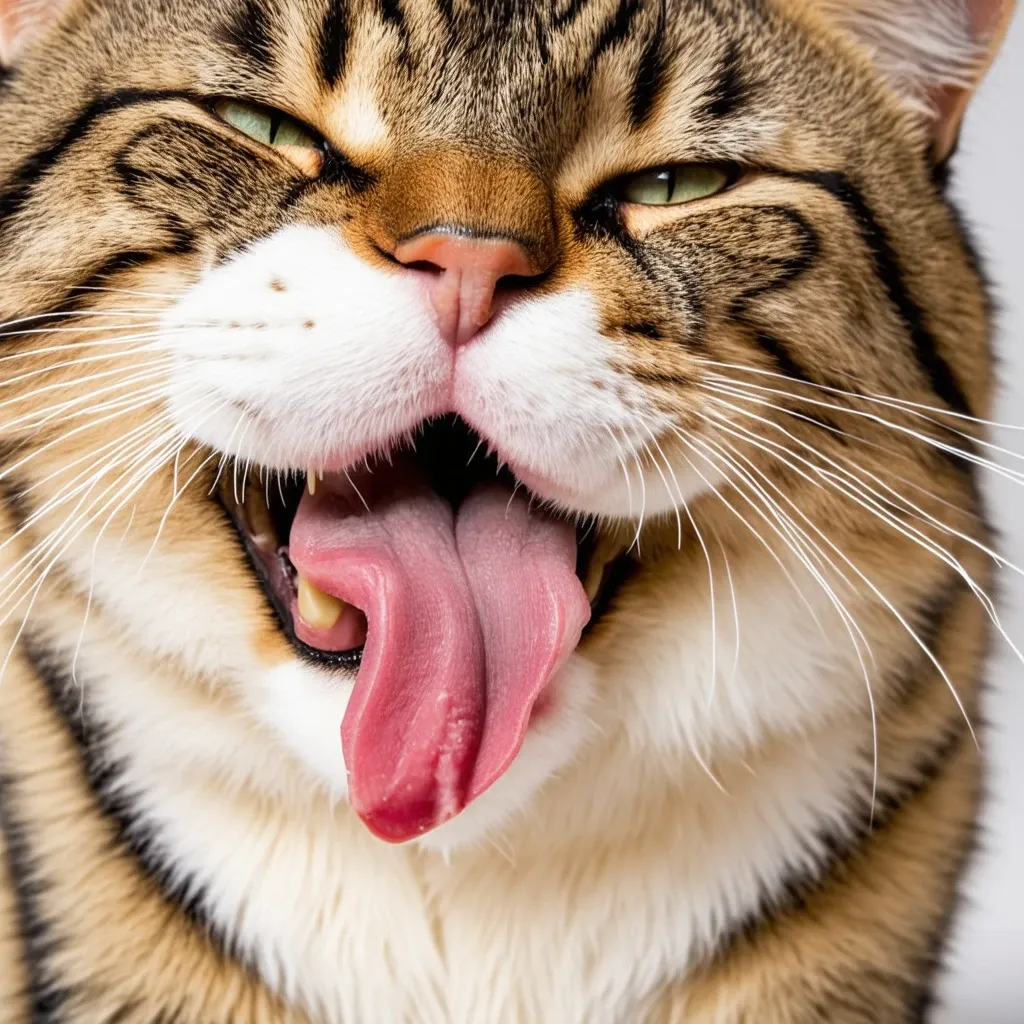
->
left=628, top=1, right=668, bottom=128
left=378, top=0, right=408, bottom=38
left=733, top=205, right=821, bottom=304
left=571, top=191, right=662, bottom=287
left=729, top=205, right=822, bottom=388
left=585, top=0, right=643, bottom=74
left=704, top=40, right=745, bottom=119
left=752, top=332, right=818, bottom=390
left=552, top=0, right=592, bottom=29
left=20, top=635, right=240, bottom=963
left=0, top=89, right=195, bottom=233
left=730, top=714, right=970, bottom=950
left=621, top=321, right=663, bottom=340
left=376, top=0, right=412, bottom=67
left=786, top=170, right=973, bottom=418
left=0, top=471, right=31, bottom=534
left=888, top=577, right=968, bottom=709
left=80, top=251, right=158, bottom=282
left=219, top=0, right=277, bottom=73
left=1, top=251, right=170, bottom=348
left=0, top=774, right=71, bottom=1022
left=318, top=2, right=349, bottom=87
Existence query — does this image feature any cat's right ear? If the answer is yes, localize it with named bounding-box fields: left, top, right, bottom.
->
left=809, top=0, right=1017, bottom=160
left=0, top=0, right=75, bottom=67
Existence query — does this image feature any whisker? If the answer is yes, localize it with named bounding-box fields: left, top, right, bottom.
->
left=701, top=375, right=1024, bottom=483
left=0, top=373, right=173, bottom=437
left=703, top=396, right=1024, bottom=682
left=696, top=357, right=1024, bottom=432
left=639, top=422, right=719, bottom=710
left=669, top=434, right=827, bottom=634
left=701, top=416, right=978, bottom=750
left=688, top=431, right=881, bottom=813
left=15, top=279, right=184, bottom=301
left=601, top=426, right=637, bottom=521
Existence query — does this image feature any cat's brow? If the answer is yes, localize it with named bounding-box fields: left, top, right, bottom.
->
left=703, top=39, right=748, bottom=121
left=628, top=0, right=668, bottom=128
left=218, top=0, right=280, bottom=76
left=318, top=1, right=350, bottom=88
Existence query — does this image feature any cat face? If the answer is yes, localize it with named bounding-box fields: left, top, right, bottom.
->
left=0, top=0, right=995, bottom=847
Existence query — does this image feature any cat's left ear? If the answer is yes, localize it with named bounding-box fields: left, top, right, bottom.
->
left=811, top=0, right=1017, bottom=160
left=0, top=0, right=77, bottom=67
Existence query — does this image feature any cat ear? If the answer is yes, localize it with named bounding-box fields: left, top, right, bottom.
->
left=0, top=0, right=76, bottom=67
left=811, top=0, right=1016, bottom=159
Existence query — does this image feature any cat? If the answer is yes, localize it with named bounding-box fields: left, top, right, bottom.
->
left=0, top=0, right=1015, bottom=1021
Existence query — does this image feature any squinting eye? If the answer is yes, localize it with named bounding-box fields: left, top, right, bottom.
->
left=618, top=164, right=733, bottom=206
left=214, top=99, right=319, bottom=152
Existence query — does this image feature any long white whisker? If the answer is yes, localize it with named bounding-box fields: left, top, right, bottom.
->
left=701, top=417, right=977, bottom=753
left=704, top=396, right=1024, bottom=679
left=638, top=422, right=719, bottom=710
left=689, top=431, right=881, bottom=815
left=696, top=357, right=1024, bottom=432
left=701, top=376, right=1024, bottom=484
left=669, top=433, right=826, bottom=633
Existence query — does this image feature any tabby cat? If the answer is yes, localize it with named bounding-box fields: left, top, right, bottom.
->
left=0, top=0, right=1015, bottom=1020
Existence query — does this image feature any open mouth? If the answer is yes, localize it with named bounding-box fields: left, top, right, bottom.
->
left=221, top=416, right=631, bottom=843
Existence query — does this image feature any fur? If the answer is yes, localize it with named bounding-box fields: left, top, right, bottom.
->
left=0, top=0, right=1014, bottom=1020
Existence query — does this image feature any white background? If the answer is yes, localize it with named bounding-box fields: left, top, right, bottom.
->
left=937, top=9, right=1024, bottom=1022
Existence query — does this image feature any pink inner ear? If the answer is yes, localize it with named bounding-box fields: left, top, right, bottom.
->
left=968, top=0, right=1014, bottom=40
left=931, top=0, right=1014, bottom=158
left=0, top=0, right=70, bottom=65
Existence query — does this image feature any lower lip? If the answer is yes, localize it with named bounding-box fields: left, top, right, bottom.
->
left=503, top=462, right=562, bottom=496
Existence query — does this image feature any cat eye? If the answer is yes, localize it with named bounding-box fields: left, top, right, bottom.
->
left=213, top=99, right=320, bottom=156
left=617, top=164, right=733, bottom=206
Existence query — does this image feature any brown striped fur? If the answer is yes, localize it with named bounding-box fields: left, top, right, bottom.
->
left=0, top=0, right=1015, bottom=1020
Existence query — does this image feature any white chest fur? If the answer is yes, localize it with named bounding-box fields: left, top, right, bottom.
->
left=125, top=729, right=860, bottom=1024
left=61, top=528, right=871, bottom=1023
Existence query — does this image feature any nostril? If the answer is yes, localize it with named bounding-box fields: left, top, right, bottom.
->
left=402, top=259, right=445, bottom=276
left=496, top=271, right=545, bottom=293
left=392, top=233, right=538, bottom=279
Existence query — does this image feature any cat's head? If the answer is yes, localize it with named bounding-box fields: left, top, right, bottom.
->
left=0, top=0, right=1011, bottom=848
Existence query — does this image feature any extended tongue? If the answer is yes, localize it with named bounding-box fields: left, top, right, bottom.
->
left=288, top=462, right=589, bottom=843
left=456, top=484, right=590, bottom=800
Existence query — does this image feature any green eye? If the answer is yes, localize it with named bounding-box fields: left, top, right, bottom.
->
left=214, top=99, right=318, bottom=151
left=619, top=164, right=732, bottom=206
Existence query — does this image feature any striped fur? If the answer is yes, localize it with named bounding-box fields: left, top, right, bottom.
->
left=0, top=1, right=1014, bottom=1020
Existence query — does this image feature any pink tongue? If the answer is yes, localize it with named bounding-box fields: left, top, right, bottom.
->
left=288, top=463, right=590, bottom=843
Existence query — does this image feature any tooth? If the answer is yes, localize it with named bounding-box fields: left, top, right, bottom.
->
left=307, top=468, right=317, bottom=497
left=297, top=574, right=345, bottom=631
left=245, top=486, right=277, bottom=548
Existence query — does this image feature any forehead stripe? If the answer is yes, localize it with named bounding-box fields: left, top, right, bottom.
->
left=585, top=0, right=644, bottom=75
left=704, top=40, right=747, bottom=120
left=219, top=0, right=278, bottom=74
left=377, top=0, right=410, bottom=40
left=318, top=2, right=349, bottom=88
left=628, top=0, right=668, bottom=128
left=552, top=0, right=595, bottom=31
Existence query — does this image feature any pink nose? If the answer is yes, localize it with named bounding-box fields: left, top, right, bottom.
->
left=393, top=232, right=537, bottom=346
